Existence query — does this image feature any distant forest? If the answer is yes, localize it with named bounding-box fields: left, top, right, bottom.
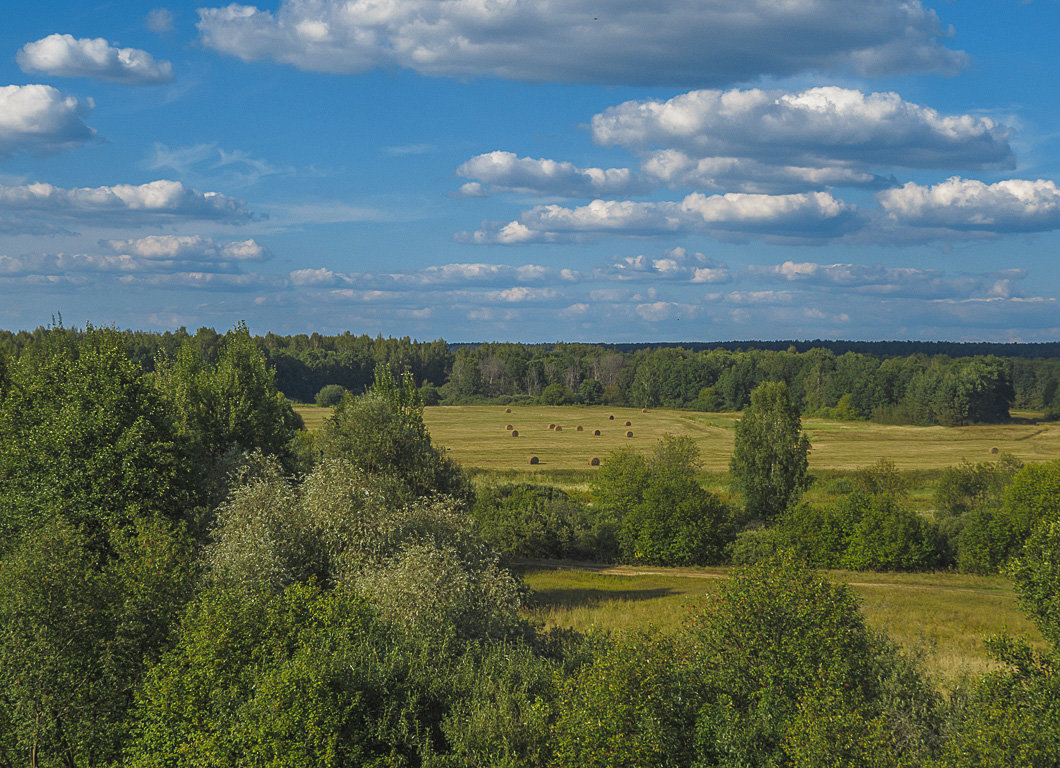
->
left=3, top=326, right=1059, bottom=424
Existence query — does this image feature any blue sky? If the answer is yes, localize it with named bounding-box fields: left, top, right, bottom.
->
left=2, top=0, right=1060, bottom=342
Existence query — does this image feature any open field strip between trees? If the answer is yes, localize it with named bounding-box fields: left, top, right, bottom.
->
left=295, top=404, right=1060, bottom=473
left=517, top=562, right=1045, bottom=681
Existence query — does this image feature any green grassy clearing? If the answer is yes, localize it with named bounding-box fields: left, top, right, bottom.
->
left=295, top=403, right=1060, bottom=476
left=518, top=563, right=1045, bottom=682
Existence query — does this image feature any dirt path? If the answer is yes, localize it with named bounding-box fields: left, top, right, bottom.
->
left=515, top=559, right=1013, bottom=596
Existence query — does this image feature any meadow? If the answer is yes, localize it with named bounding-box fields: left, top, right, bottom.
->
left=296, top=403, right=1060, bottom=474
left=519, top=562, right=1044, bottom=682
left=294, top=403, right=1056, bottom=678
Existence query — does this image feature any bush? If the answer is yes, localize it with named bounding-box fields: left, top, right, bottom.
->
left=776, top=499, right=862, bottom=568
left=842, top=496, right=944, bottom=571
left=472, top=484, right=614, bottom=561
left=314, top=383, right=346, bottom=407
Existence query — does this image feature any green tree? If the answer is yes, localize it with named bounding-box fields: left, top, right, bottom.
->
left=592, top=436, right=732, bottom=566
left=0, top=327, right=185, bottom=550
left=730, top=381, right=811, bottom=521
left=319, top=365, right=472, bottom=504
left=154, top=323, right=302, bottom=500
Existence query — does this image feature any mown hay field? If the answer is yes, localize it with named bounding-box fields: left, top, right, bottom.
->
left=519, top=563, right=1045, bottom=681
left=295, top=404, right=1060, bottom=474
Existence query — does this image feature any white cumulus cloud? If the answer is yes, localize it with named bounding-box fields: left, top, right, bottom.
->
left=598, top=247, right=732, bottom=284
left=465, top=191, right=859, bottom=244
left=878, top=177, right=1060, bottom=233
left=0, top=180, right=254, bottom=227
left=18, top=34, right=174, bottom=84
left=0, top=84, right=97, bottom=159
left=456, top=151, right=645, bottom=198
left=592, top=87, right=1013, bottom=171
left=104, top=235, right=268, bottom=262
left=196, top=0, right=964, bottom=85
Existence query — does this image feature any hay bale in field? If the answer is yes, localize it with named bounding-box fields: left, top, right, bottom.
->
left=608, top=414, right=615, bottom=420
left=625, top=430, right=634, bottom=437
left=528, top=455, right=539, bottom=465
left=511, top=430, right=519, bottom=437
left=592, top=429, right=601, bottom=436
left=576, top=425, right=583, bottom=431
left=505, top=424, right=514, bottom=430
left=588, top=457, right=600, bottom=466
left=555, top=425, right=563, bottom=431
left=641, top=408, right=648, bottom=412
left=624, top=420, right=632, bottom=426
left=549, top=423, right=556, bottom=430
left=990, top=446, right=999, bottom=454
left=505, top=407, right=512, bottom=413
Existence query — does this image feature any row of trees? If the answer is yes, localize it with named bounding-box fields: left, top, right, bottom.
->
left=5, top=327, right=1059, bottom=423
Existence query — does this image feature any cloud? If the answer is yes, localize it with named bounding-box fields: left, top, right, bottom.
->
left=196, top=0, right=964, bottom=85
left=640, top=150, right=895, bottom=194
left=0, top=84, right=97, bottom=159
left=18, top=34, right=173, bottom=84
left=146, top=8, right=176, bottom=33
left=456, top=151, right=646, bottom=198
left=749, top=260, right=1022, bottom=299
left=144, top=142, right=283, bottom=187
left=592, top=87, right=1013, bottom=172
left=103, top=235, right=269, bottom=262
left=463, top=191, right=860, bottom=244
left=598, top=247, right=732, bottom=284
left=878, top=177, right=1060, bottom=233
left=0, top=180, right=254, bottom=228
left=289, top=261, right=581, bottom=289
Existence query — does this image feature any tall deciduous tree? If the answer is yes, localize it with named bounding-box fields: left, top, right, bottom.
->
left=730, top=381, right=811, bottom=521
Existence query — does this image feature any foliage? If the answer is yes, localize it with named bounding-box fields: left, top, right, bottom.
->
left=958, top=458, right=1060, bottom=574
left=1011, top=518, right=1060, bottom=646
left=730, top=381, right=811, bottom=522
left=320, top=366, right=472, bottom=505
left=552, top=631, right=701, bottom=768
left=154, top=323, right=302, bottom=505
left=0, top=327, right=185, bottom=551
left=934, top=454, right=1022, bottom=518
left=688, top=558, right=941, bottom=768
left=842, top=496, right=944, bottom=572
left=472, top=484, right=615, bottom=561
left=315, top=383, right=347, bottom=406
left=776, top=499, right=862, bottom=568
left=592, top=435, right=733, bottom=566
left=0, top=516, right=197, bottom=768
left=126, top=583, right=442, bottom=768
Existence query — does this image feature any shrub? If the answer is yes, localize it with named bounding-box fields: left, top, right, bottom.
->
left=314, top=383, right=346, bottom=407
left=842, top=496, right=944, bottom=571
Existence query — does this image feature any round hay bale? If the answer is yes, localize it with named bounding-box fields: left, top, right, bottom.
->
left=990, top=446, right=999, bottom=454
left=641, top=408, right=648, bottom=412
left=625, top=430, right=634, bottom=437
left=528, top=455, right=539, bottom=465
left=592, top=429, right=601, bottom=436
left=548, top=423, right=556, bottom=430
left=588, top=457, right=600, bottom=466
left=505, top=424, right=514, bottom=430
left=624, top=420, right=632, bottom=426
left=555, top=425, right=563, bottom=431
left=608, top=414, right=615, bottom=420
left=576, top=425, right=583, bottom=431
left=505, top=407, right=512, bottom=413
left=510, top=430, right=519, bottom=437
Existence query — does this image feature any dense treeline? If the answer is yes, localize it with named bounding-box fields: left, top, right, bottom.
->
left=1, top=328, right=1059, bottom=766
left=4, top=327, right=1060, bottom=423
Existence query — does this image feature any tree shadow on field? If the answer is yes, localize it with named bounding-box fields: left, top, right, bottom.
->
left=530, top=587, right=674, bottom=609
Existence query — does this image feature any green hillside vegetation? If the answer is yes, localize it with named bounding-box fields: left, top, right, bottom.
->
left=2, top=327, right=1059, bottom=766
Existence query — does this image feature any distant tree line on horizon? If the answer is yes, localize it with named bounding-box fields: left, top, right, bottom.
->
left=5, top=326, right=1059, bottom=424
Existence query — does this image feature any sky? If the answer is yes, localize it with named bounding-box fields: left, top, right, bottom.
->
left=1, top=1, right=1060, bottom=342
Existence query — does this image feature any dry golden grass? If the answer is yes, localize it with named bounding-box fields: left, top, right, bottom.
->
left=294, top=404, right=1060, bottom=474
left=519, top=563, right=1046, bottom=681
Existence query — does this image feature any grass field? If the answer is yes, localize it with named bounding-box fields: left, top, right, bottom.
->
left=295, top=404, right=1060, bottom=474
left=519, top=562, right=1045, bottom=682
